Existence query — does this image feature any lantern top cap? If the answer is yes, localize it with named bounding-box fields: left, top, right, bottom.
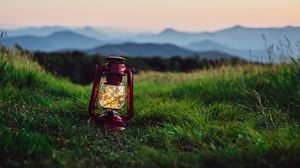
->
left=106, top=56, right=126, bottom=64
left=106, top=55, right=126, bottom=61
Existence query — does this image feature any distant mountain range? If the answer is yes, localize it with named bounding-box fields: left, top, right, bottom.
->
left=1, top=25, right=300, bottom=61
left=1, top=26, right=136, bottom=42
left=185, top=40, right=232, bottom=53
left=133, top=25, right=300, bottom=50
left=86, top=42, right=236, bottom=60
left=1, top=31, right=103, bottom=52
left=86, top=42, right=194, bottom=57
left=184, top=40, right=266, bottom=62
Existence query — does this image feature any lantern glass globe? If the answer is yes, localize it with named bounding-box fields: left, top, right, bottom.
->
left=99, top=83, right=126, bottom=110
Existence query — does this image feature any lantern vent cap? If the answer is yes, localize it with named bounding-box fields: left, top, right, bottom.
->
left=106, top=55, right=126, bottom=62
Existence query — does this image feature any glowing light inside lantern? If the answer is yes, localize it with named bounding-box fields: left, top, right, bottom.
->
left=99, top=84, right=126, bottom=109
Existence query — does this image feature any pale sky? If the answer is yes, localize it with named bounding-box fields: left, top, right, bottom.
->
left=0, top=0, right=300, bottom=32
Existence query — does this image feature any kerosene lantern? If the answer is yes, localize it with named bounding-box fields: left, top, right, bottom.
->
left=89, top=56, right=134, bottom=131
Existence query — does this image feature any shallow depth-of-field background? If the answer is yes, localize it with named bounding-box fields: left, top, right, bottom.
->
left=0, top=48, right=300, bottom=167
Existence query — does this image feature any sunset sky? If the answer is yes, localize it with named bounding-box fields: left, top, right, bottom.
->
left=1, top=0, right=300, bottom=32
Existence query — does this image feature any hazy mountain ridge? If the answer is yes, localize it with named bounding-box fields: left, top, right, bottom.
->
left=184, top=40, right=267, bottom=62
left=86, top=42, right=236, bottom=60
left=133, top=25, right=300, bottom=50
left=1, top=26, right=137, bottom=41
left=212, top=25, right=300, bottom=50
left=186, top=40, right=232, bottom=52
left=1, top=30, right=103, bottom=52
left=0, top=26, right=67, bottom=37
left=132, top=28, right=214, bottom=46
left=1, top=25, right=300, bottom=61
left=86, top=42, right=195, bottom=57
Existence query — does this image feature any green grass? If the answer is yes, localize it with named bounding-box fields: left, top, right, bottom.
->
left=0, top=50, right=300, bottom=167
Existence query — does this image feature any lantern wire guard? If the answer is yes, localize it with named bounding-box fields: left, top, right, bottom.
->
left=88, top=56, right=134, bottom=131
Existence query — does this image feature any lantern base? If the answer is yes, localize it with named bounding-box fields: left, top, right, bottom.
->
left=95, top=110, right=126, bottom=131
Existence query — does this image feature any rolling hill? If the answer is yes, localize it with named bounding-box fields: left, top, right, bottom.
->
left=1, top=26, right=137, bottom=42
left=1, top=31, right=103, bottom=52
left=185, top=40, right=268, bottom=62
left=185, top=40, right=233, bottom=52
left=85, top=42, right=237, bottom=60
left=133, top=25, right=300, bottom=50
left=132, top=28, right=213, bottom=46
left=86, top=42, right=195, bottom=57
left=0, top=26, right=67, bottom=37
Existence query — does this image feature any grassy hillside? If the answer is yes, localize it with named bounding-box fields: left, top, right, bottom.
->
left=0, top=49, right=300, bottom=167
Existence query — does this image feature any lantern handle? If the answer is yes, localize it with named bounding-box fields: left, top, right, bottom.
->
left=89, top=65, right=105, bottom=119
left=122, top=68, right=135, bottom=120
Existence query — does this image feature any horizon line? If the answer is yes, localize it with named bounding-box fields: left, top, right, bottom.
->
left=1, top=23, right=300, bottom=33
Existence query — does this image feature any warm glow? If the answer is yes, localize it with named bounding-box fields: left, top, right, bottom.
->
left=99, top=83, right=126, bottom=110
left=0, top=0, right=300, bottom=31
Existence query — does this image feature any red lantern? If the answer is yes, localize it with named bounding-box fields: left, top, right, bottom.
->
left=89, top=56, right=134, bottom=131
